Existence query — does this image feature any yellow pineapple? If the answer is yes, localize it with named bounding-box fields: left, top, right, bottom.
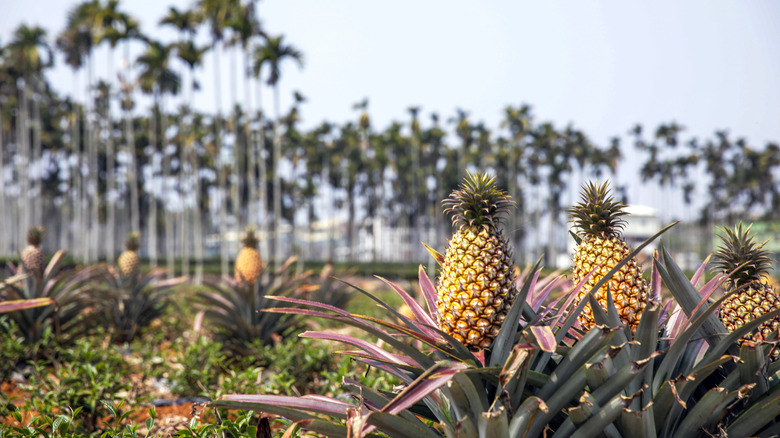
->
left=235, top=227, right=263, bottom=286
left=118, top=232, right=141, bottom=278
left=436, top=172, right=517, bottom=350
left=567, top=181, right=648, bottom=331
left=714, top=223, right=780, bottom=358
left=21, top=226, right=45, bottom=278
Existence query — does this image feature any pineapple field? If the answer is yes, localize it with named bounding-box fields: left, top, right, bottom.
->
left=3, top=172, right=780, bottom=437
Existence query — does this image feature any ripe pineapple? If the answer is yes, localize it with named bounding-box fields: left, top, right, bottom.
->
left=567, top=181, right=648, bottom=331
left=436, top=172, right=517, bottom=350
left=21, top=226, right=45, bottom=277
left=118, top=232, right=141, bottom=278
left=714, top=223, right=780, bottom=356
left=235, top=227, right=263, bottom=286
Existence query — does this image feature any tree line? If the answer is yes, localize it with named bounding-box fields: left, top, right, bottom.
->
left=2, top=0, right=779, bottom=279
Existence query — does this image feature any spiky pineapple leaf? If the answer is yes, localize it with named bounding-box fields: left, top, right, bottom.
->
left=488, top=255, right=544, bottom=368
left=658, top=245, right=729, bottom=349
left=0, top=297, right=54, bottom=314
left=422, top=242, right=445, bottom=266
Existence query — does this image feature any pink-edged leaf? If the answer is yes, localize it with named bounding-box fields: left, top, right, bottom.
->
left=213, top=394, right=352, bottom=418
left=301, top=331, right=418, bottom=367
left=528, top=274, right=563, bottom=312
left=550, top=270, right=594, bottom=330
left=380, top=361, right=468, bottom=416
left=264, top=307, right=345, bottom=320
left=690, top=254, right=712, bottom=288
left=0, top=298, right=55, bottom=313
left=376, top=275, right=439, bottom=334
left=651, top=251, right=663, bottom=302
left=418, top=266, right=439, bottom=323
left=422, top=242, right=445, bottom=266
left=43, top=250, right=66, bottom=278
left=266, top=295, right=352, bottom=316
left=528, top=325, right=556, bottom=353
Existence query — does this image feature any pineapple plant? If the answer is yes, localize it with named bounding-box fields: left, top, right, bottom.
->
left=436, top=171, right=517, bottom=349
left=713, top=223, right=780, bottom=356
left=21, top=226, right=45, bottom=278
left=234, top=227, right=263, bottom=286
left=567, top=181, right=648, bottom=331
left=117, top=232, right=141, bottom=279
left=199, top=256, right=311, bottom=358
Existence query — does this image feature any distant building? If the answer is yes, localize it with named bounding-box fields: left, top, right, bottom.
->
left=623, top=205, right=662, bottom=254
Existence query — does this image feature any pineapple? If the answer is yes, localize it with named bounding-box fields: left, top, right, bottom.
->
left=567, top=181, right=648, bottom=331
left=234, top=227, right=263, bottom=286
left=714, top=223, right=780, bottom=357
left=118, top=232, right=141, bottom=278
left=21, top=226, right=45, bottom=278
left=436, top=172, right=517, bottom=349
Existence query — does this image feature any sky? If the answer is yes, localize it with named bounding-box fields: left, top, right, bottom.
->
left=2, top=0, right=780, bottom=217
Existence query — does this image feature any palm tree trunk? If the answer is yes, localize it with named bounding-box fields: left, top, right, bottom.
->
left=106, top=57, right=116, bottom=259
left=161, top=95, right=175, bottom=277
left=126, top=106, right=140, bottom=235
left=255, top=79, right=268, bottom=260
left=17, top=80, right=30, bottom=251
left=31, top=77, right=43, bottom=229
left=190, top=124, right=204, bottom=284
left=179, top=109, right=190, bottom=278
left=148, top=102, right=158, bottom=267
left=231, top=44, right=242, bottom=235
left=214, top=43, right=228, bottom=278
left=245, top=51, right=256, bottom=230
left=0, top=110, right=6, bottom=256
left=272, top=85, right=282, bottom=267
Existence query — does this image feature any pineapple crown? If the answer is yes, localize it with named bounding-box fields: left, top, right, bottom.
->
left=713, top=222, right=773, bottom=286
left=241, top=227, right=259, bottom=248
left=125, top=232, right=141, bottom=251
left=566, top=181, right=628, bottom=237
left=26, top=226, right=44, bottom=246
left=443, top=171, right=515, bottom=230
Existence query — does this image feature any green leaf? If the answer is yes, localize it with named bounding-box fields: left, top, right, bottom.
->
left=507, top=397, right=548, bottom=437
left=489, top=256, right=544, bottom=368
left=726, top=384, right=780, bottom=437
left=478, top=407, right=508, bottom=438
left=658, top=246, right=728, bottom=349
left=620, top=404, right=656, bottom=438
left=570, top=394, right=632, bottom=438
left=671, top=387, right=729, bottom=438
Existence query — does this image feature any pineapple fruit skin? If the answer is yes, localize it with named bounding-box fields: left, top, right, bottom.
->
left=21, top=245, right=45, bottom=277
left=437, top=227, right=516, bottom=349
left=572, top=235, right=648, bottom=331
left=720, top=280, right=780, bottom=357
left=235, top=247, right=263, bottom=286
left=118, top=250, right=140, bottom=278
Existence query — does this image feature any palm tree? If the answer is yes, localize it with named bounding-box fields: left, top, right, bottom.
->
left=136, top=40, right=181, bottom=270
left=199, top=0, right=238, bottom=277
left=94, top=0, right=140, bottom=259
left=5, top=24, right=53, bottom=251
left=227, top=1, right=262, bottom=232
left=161, top=5, right=206, bottom=281
left=501, top=104, right=532, bottom=261
left=252, top=33, right=303, bottom=267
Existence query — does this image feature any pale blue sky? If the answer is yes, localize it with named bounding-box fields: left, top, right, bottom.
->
left=3, top=0, right=780, bottom=214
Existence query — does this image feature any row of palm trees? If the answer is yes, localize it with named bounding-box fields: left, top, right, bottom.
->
left=2, top=0, right=780, bottom=276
